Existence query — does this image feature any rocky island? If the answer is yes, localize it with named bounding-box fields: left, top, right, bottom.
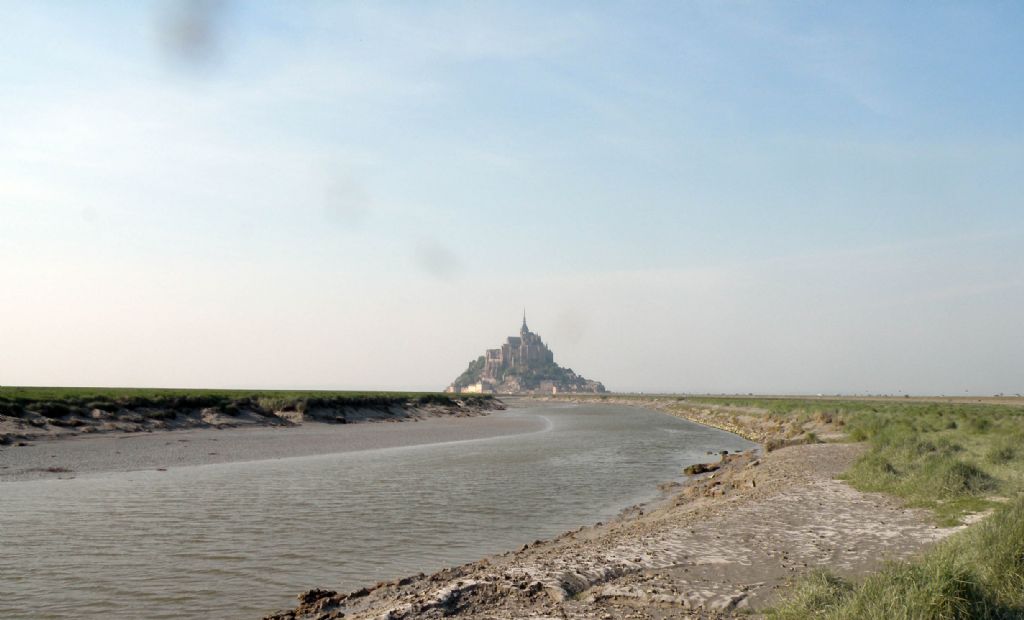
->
left=446, top=315, right=606, bottom=395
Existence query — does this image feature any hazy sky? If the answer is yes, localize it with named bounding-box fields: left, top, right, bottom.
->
left=2, top=1, right=1022, bottom=394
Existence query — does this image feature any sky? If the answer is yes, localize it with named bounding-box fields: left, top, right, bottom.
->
left=1, top=1, right=1022, bottom=395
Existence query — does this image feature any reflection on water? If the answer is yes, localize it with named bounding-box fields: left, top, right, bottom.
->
left=0, top=403, right=755, bottom=619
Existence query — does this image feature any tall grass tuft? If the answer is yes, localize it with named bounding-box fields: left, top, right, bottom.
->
left=771, top=570, right=853, bottom=619
left=986, top=439, right=1018, bottom=465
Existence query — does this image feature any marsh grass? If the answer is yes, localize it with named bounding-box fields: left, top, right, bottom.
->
left=985, top=436, right=1020, bottom=465
left=839, top=434, right=998, bottom=526
left=0, top=386, right=492, bottom=420
left=690, top=397, right=1024, bottom=523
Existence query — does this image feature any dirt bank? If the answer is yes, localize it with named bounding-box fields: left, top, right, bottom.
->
left=538, top=395, right=849, bottom=449
left=0, top=394, right=502, bottom=446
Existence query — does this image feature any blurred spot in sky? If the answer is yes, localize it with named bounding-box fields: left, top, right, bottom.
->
left=156, top=0, right=228, bottom=69
left=414, top=240, right=461, bottom=280
left=323, top=177, right=372, bottom=231
left=554, top=308, right=589, bottom=347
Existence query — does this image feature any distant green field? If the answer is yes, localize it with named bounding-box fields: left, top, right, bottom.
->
left=0, top=386, right=490, bottom=415
left=0, top=386, right=464, bottom=402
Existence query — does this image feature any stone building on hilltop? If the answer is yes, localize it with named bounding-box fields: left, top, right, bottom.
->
left=446, top=313, right=606, bottom=395
left=482, top=314, right=554, bottom=383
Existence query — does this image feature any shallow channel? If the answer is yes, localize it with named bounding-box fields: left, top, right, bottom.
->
left=0, top=402, right=756, bottom=619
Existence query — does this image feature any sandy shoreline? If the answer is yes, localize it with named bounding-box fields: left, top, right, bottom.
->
left=266, top=401, right=964, bottom=620
left=0, top=411, right=547, bottom=482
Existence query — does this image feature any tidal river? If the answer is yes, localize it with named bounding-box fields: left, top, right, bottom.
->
left=0, top=402, right=755, bottom=619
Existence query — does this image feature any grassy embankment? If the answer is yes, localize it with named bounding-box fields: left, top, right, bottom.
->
left=674, top=397, right=1024, bottom=525
left=556, top=394, right=1024, bottom=617
left=675, top=397, right=1024, bottom=620
left=0, top=386, right=492, bottom=420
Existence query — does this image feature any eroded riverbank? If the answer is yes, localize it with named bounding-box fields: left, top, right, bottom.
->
left=0, top=390, right=499, bottom=446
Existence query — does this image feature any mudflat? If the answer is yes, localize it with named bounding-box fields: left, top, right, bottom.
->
left=0, top=413, right=546, bottom=481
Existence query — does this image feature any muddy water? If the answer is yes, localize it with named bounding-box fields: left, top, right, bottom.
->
left=0, top=403, right=755, bottom=619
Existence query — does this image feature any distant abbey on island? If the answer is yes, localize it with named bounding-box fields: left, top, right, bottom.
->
left=445, top=314, right=606, bottom=395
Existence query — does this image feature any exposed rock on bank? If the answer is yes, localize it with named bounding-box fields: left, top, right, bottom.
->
left=0, top=393, right=501, bottom=445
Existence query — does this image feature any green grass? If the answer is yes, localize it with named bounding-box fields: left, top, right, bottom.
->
left=686, top=397, right=1024, bottom=524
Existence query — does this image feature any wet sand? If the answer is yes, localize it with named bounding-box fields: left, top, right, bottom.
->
left=0, top=413, right=547, bottom=481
